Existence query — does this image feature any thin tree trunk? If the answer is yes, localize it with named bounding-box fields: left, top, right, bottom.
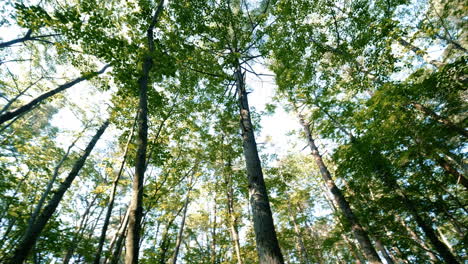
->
left=7, top=120, right=109, bottom=264
left=27, top=124, right=87, bottom=232
left=110, top=224, right=128, bottom=264
left=381, top=173, right=459, bottom=263
left=320, top=184, right=365, bottom=264
left=235, top=66, right=284, bottom=264
left=397, top=38, right=443, bottom=67
left=398, top=216, right=439, bottom=263
left=0, top=64, right=109, bottom=126
left=225, top=167, right=243, bottom=264
left=375, top=238, right=394, bottom=264
left=125, top=2, right=164, bottom=263
left=288, top=202, right=310, bottom=264
left=210, top=195, right=217, bottom=264
left=170, top=188, right=191, bottom=264
left=94, top=114, right=137, bottom=264
left=297, top=113, right=382, bottom=264
left=63, top=194, right=98, bottom=264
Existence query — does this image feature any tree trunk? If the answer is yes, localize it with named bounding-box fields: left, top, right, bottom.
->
left=125, top=2, right=164, bottom=263
left=375, top=238, right=394, bottom=264
left=288, top=202, right=310, bottom=264
left=235, top=66, right=284, bottom=264
left=381, top=173, right=460, bottom=263
left=27, top=124, right=86, bottom=232
left=225, top=167, right=243, bottom=264
left=0, top=64, right=109, bottom=126
left=109, top=213, right=130, bottom=264
left=94, top=114, right=137, bottom=264
left=210, top=196, right=217, bottom=264
left=436, top=157, right=468, bottom=190
left=411, top=102, right=468, bottom=138
left=170, top=189, right=191, bottom=264
left=297, top=113, right=382, bottom=264
left=7, top=120, right=109, bottom=264
left=63, top=194, right=98, bottom=264
left=105, top=207, right=130, bottom=264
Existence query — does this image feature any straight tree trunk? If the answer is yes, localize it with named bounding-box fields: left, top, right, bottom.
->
left=288, top=202, right=310, bottom=264
left=375, top=238, right=394, bottom=264
left=125, top=2, right=164, bottom=263
left=170, top=188, right=191, bottom=264
left=0, top=64, right=109, bottom=126
left=94, top=114, right=137, bottom=264
left=320, top=184, right=365, bottom=264
left=235, top=66, right=284, bottom=264
left=297, top=113, right=382, bottom=264
left=110, top=225, right=128, bottom=264
left=225, top=168, right=243, bottom=264
left=7, top=120, right=109, bottom=264
left=27, top=124, right=87, bottom=232
left=105, top=207, right=131, bottom=264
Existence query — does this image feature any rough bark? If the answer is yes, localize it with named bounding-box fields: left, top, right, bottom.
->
left=297, top=114, right=382, bottom=264
left=0, top=64, right=109, bottom=126
left=235, top=66, right=284, bottom=264
left=125, top=2, right=164, bottom=263
left=7, top=120, right=109, bottom=264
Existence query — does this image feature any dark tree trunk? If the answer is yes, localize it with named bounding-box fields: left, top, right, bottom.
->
left=94, top=114, right=137, bottom=264
left=7, top=120, right=109, bottom=264
left=235, top=66, right=284, bottom=264
left=297, top=114, right=382, bottom=264
left=0, top=64, right=109, bottom=126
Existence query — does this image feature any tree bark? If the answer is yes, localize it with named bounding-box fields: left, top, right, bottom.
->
left=297, top=113, right=382, bottom=264
left=94, top=114, right=137, bottom=264
left=125, top=2, right=164, bottom=263
left=7, top=120, right=109, bottom=264
left=235, top=66, right=284, bottom=264
left=0, top=64, right=109, bottom=126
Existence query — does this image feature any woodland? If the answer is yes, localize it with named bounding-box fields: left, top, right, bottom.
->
left=0, top=0, right=466, bottom=263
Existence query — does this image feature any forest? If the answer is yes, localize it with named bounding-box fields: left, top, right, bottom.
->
left=0, top=0, right=466, bottom=263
